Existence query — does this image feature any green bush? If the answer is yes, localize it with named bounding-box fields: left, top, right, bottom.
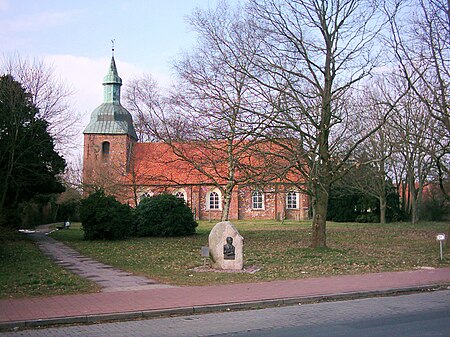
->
left=80, top=190, right=133, bottom=240
left=135, top=194, right=197, bottom=237
left=420, top=185, right=449, bottom=221
left=327, top=183, right=403, bottom=223
left=56, top=200, right=81, bottom=222
left=355, top=213, right=379, bottom=223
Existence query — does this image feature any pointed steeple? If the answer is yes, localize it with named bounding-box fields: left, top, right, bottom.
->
left=83, top=52, right=137, bottom=140
left=102, top=56, right=122, bottom=103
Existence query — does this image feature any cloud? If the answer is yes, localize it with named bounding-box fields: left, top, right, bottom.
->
left=0, top=0, right=8, bottom=12
left=3, top=10, right=76, bottom=33
left=0, top=6, right=80, bottom=52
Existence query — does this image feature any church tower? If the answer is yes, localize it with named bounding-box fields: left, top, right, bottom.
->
left=83, top=54, right=138, bottom=195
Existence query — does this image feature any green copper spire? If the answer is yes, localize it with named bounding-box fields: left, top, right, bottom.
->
left=83, top=53, right=138, bottom=140
left=102, top=56, right=122, bottom=103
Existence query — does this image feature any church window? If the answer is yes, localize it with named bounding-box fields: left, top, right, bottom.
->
left=286, top=191, right=298, bottom=209
left=208, top=190, right=221, bottom=210
left=174, top=190, right=187, bottom=203
left=139, top=192, right=153, bottom=204
left=102, top=141, right=110, bottom=155
left=252, top=191, right=264, bottom=209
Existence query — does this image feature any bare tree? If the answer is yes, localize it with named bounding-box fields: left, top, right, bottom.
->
left=0, top=54, right=80, bottom=156
left=123, top=74, right=163, bottom=142
left=61, top=153, right=84, bottom=191
left=240, top=0, right=405, bottom=247
left=390, top=0, right=450, bottom=243
left=379, top=0, right=449, bottom=222
left=387, top=0, right=449, bottom=232
left=388, top=0, right=449, bottom=131
left=389, top=81, right=439, bottom=224
left=345, top=78, right=402, bottom=224
left=131, top=2, right=272, bottom=221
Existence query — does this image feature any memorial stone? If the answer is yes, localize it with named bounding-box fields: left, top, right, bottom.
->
left=208, top=221, right=243, bottom=270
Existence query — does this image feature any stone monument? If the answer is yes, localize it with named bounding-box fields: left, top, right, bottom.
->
left=208, top=221, right=243, bottom=270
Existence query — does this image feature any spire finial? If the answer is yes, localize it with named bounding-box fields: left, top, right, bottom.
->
left=111, top=39, right=115, bottom=57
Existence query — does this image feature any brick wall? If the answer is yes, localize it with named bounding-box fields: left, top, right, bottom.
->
left=123, top=183, right=309, bottom=221
left=83, top=134, right=135, bottom=196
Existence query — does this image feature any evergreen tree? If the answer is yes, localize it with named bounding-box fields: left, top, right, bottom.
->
left=0, top=75, right=65, bottom=226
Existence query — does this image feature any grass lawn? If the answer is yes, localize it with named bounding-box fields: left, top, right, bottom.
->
left=0, top=227, right=99, bottom=299
left=48, top=220, right=450, bottom=287
left=1, top=220, right=448, bottom=298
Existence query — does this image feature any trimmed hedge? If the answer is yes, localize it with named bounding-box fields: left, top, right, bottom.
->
left=80, top=190, right=133, bottom=240
left=135, top=194, right=197, bottom=237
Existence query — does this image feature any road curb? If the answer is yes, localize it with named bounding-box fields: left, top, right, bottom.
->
left=1, top=283, right=448, bottom=332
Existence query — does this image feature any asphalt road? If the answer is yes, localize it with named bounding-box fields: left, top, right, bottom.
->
left=226, top=305, right=449, bottom=337
left=1, top=290, right=449, bottom=337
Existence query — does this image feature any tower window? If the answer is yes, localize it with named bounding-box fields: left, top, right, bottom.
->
left=102, top=142, right=110, bottom=155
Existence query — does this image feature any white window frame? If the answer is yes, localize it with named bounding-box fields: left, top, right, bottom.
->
left=207, top=189, right=222, bottom=210
left=286, top=191, right=299, bottom=209
left=252, top=190, right=264, bottom=210
left=139, top=191, right=153, bottom=204
left=174, top=189, right=187, bottom=203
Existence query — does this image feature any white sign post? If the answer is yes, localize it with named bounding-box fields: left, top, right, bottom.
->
left=436, top=234, right=446, bottom=261
left=201, top=246, right=210, bottom=267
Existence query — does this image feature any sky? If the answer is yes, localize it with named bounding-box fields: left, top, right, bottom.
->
left=0, top=0, right=221, bottom=161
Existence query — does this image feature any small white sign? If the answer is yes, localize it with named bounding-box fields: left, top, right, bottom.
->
left=436, top=234, right=446, bottom=241
left=201, top=246, right=210, bottom=257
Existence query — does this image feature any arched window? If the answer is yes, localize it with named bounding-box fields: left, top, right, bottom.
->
left=102, top=141, right=110, bottom=155
left=252, top=190, right=264, bottom=209
left=286, top=191, right=298, bottom=209
left=139, top=192, right=153, bottom=204
left=174, top=189, right=187, bottom=203
left=208, top=191, right=221, bottom=210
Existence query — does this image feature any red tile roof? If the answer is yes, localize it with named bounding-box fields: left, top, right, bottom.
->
left=128, top=141, right=305, bottom=186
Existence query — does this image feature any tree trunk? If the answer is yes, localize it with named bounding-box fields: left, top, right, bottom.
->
left=311, top=25, right=333, bottom=248
left=0, top=149, right=15, bottom=212
left=379, top=197, right=387, bottom=224
left=410, top=192, right=419, bottom=224
left=379, top=162, right=387, bottom=224
left=221, top=193, right=231, bottom=221
left=132, top=186, right=139, bottom=208
left=407, top=171, right=419, bottom=224
left=416, top=179, right=424, bottom=223
left=221, top=182, right=235, bottom=221
left=311, top=186, right=328, bottom=248
left=401, top=180, right=407, bottom=215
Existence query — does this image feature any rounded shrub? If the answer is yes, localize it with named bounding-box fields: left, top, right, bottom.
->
left=80, top=190, right=134, bottom=240
left=135, top=194, right=197, bottom=237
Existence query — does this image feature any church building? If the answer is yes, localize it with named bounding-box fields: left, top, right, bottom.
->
left=83, top=56, right=309, bottom=221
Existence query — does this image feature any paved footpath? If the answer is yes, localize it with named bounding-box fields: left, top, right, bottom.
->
left=1, top=267, right=449, bottom=330
left=26, top=225, right=174, bottom=292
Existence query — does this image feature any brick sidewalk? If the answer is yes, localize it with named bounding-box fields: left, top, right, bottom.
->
left=1, top=268, right=449, bottom=330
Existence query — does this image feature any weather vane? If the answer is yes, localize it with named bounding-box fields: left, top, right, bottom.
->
left=111, top=39, right=115, bottom=56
